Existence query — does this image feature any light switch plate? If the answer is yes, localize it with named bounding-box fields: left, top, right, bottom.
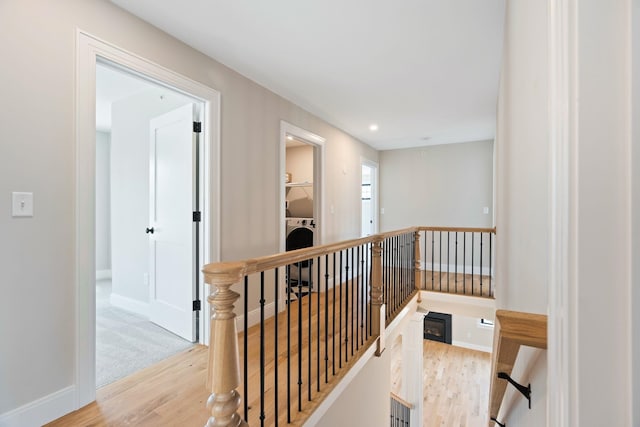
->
left=483, top=207, right=489, bottom=214
left=12, top=192, right=33, bottom=217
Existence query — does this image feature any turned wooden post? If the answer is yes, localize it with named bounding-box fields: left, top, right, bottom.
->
left=370, top=235, right=385, bottom=355
left=414, top=229, right=422, bottom=303
left=202, top=261, right=248, bottom=427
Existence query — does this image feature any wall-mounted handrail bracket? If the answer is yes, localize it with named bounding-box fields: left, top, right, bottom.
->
left=497, top=372, right=531, bottom=409
left=490, top=417, right=506, bottom=427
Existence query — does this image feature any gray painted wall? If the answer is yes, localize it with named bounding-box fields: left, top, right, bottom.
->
left=0, top=0, right=377, bottom=418
left=379, top=140, right=493, bottom=231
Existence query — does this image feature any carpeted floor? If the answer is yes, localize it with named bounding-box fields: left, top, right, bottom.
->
left=96, top=279, right=194, bottom=387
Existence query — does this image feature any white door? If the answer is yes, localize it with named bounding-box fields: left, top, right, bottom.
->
left=148, top=103, right=197, bottom=342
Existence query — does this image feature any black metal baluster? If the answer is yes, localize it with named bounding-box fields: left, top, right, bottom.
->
left=317, top=256, right=321, bottom=392
left=287, top=266, right=291, bottom=423
left=297, top=262, right=303, bottom=412
left=431, top=231, right=435, bottom=290
left=308, top=259, right=312, bottom=402
left=332, top=252, right=336, bottom=376
left=439, top=231, right=442, bottom=291
left=345, top=248, right=350, bottom=360
left=339, top=251, right=343, bottom=369
left=259, top=272, right=265, bottom=426
left=447, top=231, right=450, bottom=292
left=274, top=269, right=279, bottom=427
left=243, top=276, right=248, bottom=422
left=356, top=245, right=360, bottom=350
left=324, top=254, right=329, bottom=384
left=455, top=232, right=458, bottom=294
left=423, top=231, right=427, bottom=291
left=463, top=232, right=466, bottom=294
left=472, top=232, right=475, bottom=296
left=480, top=233, right=484, bottom=297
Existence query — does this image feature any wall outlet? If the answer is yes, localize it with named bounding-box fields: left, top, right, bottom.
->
left=483, top=206, right=489, bottom=214
left=143, top=273, right=149, bottom=286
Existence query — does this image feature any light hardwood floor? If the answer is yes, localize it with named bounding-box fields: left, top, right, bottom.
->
left=391, top=337, right=491, bottom=427
left=49, top=295, right=487, bottom=426
left=419, top=270, right=493, bottom=298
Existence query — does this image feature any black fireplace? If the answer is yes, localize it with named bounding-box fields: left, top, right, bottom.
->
left=423, top=312, right=452, bottom=344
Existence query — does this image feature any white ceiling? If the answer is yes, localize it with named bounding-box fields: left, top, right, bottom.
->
left=111, top=0, right=505, bottom=150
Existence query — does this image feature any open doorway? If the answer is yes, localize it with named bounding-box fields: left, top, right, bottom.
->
left=75, top=31, right=221, bottom=407
left=361, top=160, right=378, bottom=236
left=279, top=121, right=325, bottom=304
left=94, top=62, right=204, bottom=387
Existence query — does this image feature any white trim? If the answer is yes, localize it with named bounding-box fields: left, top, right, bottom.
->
left=110, top=293, right=150, bottom=318
left=235, top=301, right=276, bottom=332
left=452, top=340, right=492, bottom=354
left=547, top=0, right=575, bottom=426
left=279, top=121, right=326, bottom=309
left=0, top=386, right=76, bottom=427
left=95, top=269, right=111, bottom=280
left=75, top=30, right=221, bottom=409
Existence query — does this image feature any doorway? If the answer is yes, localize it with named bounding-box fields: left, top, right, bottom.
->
left=76, top=31, right=221, bottom=407
left=279, top=121, right=325, bottom=306
left=361, top=160, right=378, bottom=236
left=95, top=63, right=204, bottom=386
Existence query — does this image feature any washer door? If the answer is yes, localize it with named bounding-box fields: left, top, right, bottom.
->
left=286, top=227, right=313, bottom=251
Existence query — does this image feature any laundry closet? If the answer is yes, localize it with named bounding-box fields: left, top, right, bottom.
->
left=284, top=137, right=315, bottom=298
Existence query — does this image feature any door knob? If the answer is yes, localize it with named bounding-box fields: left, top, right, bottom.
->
left=146, top=227, right=154, bottom=234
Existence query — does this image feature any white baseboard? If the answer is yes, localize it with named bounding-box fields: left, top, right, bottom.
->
left=0, top=385, right=76, bottom=427
left=110, top=293, right=149, bottom=318
left=95, top=269, right=111, bottom=280
left=236, top=301, right=276, bottom=332
left=452, top=340, right=492, bottom=353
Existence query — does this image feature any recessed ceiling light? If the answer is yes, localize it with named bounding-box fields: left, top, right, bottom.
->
left=369, top=124, right=379, bottom=132
left=286, top=135, right=293, bottom=141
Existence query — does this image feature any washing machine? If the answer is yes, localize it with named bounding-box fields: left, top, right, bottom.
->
left=285, top=217, right=315, bottom=299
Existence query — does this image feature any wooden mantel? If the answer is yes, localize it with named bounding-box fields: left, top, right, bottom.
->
left=487, top=309, right=547, bottom=425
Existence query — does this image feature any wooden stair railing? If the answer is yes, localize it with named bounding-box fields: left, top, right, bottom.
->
left=487, top=310, right=548, bottom=426
left=203, top=228, right=421, bottom=426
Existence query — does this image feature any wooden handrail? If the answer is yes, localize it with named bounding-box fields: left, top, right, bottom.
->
left=488, top=310, right=547, bottom=425
left=390, top=391, right=415, bottom=410
left=418, top=226, right=496, bottom=233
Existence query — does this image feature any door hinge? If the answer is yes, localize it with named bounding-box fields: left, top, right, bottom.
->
left=193, top=211, right=201, bottom=222
left=193, top=121, right=202, bottom=133
left=193, top=300, right=201, bottom=311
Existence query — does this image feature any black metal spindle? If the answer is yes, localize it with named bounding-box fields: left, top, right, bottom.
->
left=431, top=231, right=435, bottom=290
left=455, top=232, right=458, bottom=294
left=259, top=272, right=265, bottom=426
left=332, top=252, right=336, bottom=375
left=345, top=248, right=350, bottom=360
left=355, top=245, right=360, bottom=350
left=447, top=232, right=450, bottom=292
left=243, top=276, right=248, bottom=421
left=351, top=247, right=355, bottom=355
left=287, top=266, right=291, bottom=422
left=297, top=262, right=302, bottom=411
left=324, top=254, right=329, bottom=384
left=463, top=232, right=466, bottom=294
left=339, top=251, right=343, bottom=369
left=274, top=269, right=279, bottom=427
left=317, top=256, right=321, bottom=392
left=439, top=231, right=442, bottom=291
left=308, top=260, right=312, bottom=401
left=480, top=233, right=484, bottom=297
left=471, top=232, right=475, bottom=296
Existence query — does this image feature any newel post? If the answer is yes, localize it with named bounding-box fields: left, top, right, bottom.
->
left=370, top=235, right=385, bottom=355
left=202, top=261, right=248, bottom=427
left=414, top=229, right=422, bottom=303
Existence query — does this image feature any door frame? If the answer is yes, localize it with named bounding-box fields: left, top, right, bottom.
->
left=75, top=30, right=220, bottom=407
left=360, top=158, right=379, bottom=236
left=279, top=121, right=325, bottom=308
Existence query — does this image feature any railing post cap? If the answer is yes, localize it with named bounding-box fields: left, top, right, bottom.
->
left=202, top=261, right=247, bottom=285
